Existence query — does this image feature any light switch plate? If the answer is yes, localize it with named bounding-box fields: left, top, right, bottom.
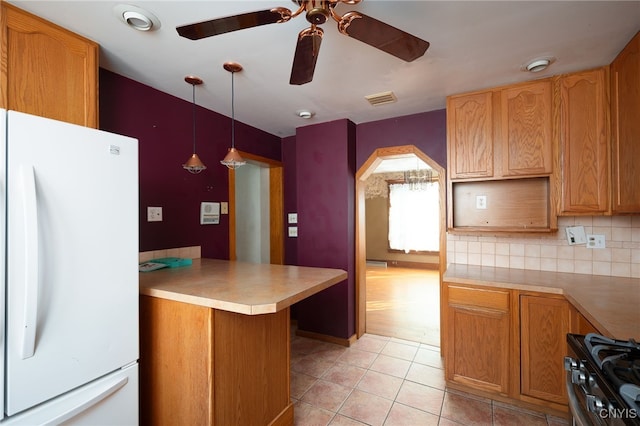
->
left=288, top=213, right=298, bottom=224
left=565, top=225, right=587, bottom=245
left=288, top=226, right=298, bottom=237
left=221, top=202, right=229, bottom=214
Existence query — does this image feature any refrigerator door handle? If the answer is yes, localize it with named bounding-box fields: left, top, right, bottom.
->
left=20, top=164, right=39, bottom=359
left=42, top=376, right=129, bottom=426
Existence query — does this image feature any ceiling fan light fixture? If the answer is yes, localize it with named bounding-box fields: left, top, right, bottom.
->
left=524, top=58, right=552, bottom=73
left=114, top=4, right=161, bottom=32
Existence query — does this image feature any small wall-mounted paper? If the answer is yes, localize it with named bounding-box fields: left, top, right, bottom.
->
left=200, top=202, right=220, bottom=225
left=565, top=225, right=586, bottom=245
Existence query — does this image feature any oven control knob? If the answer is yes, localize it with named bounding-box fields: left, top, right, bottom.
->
left=586, top=394, right=605, bottom=414
left=564, top=356, right=578, bottom=371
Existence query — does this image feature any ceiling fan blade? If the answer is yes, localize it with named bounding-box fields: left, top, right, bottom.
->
left=177, top=8, right=291, bottom=40
left=290, top=27, right=324, bottom=85
left=338, top=12, right=429, bottom=62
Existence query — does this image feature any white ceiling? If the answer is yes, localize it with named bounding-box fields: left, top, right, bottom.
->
left=8, top=1, right=640, bottom=138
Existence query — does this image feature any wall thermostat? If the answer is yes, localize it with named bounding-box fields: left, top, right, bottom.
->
left=200, top=202, right=220, bottom=225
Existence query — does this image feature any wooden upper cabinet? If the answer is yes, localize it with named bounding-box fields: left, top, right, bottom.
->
left=447, top=91, right=494, bottom=179
left=558, top=68, right=610, bottom=214
left=447, top=79, right=553, bottom=181
left=610, top=31, right=640, bottom=213
left=0, top=3, right=98, bottom=128
left=501, top=80, right=553, bottom=176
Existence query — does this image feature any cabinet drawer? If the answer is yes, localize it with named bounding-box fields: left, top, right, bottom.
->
left=448, top=285, right=510, bottom=311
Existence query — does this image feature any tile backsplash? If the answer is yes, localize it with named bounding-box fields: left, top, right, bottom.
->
left=447, top=216, right=640, bottom=278
left=139, top=246, right=201, bottom=263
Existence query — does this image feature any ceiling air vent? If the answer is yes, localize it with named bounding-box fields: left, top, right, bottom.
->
left=365, top=91, right=397, bottom=106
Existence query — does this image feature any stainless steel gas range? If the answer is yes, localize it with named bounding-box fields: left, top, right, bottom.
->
left=565, top=333, right=640, bottom=426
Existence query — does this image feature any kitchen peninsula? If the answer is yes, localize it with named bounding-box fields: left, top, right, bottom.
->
left=138, top=258, right=347, bottom=426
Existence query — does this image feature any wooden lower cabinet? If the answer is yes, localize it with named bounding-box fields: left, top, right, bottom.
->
left=140, top=295, right=293, bottom=426
left=445, top=283, right=576, bottom=414
left=520, top=294, right=570, bottom=406
left=445, top=285, right=512, bottom=395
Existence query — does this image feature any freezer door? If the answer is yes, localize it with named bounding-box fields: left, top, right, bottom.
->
left=0, top=364, right=139, bottom=425
left=6, top=111, right=139, bottom=416
left=1, top=109, right=6, bottom=420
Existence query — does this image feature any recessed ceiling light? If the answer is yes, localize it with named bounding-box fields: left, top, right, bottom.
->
left=297, top=110, right=314, bottom=119
left=114, top=4, right=161, bottom=32
left=523, top=58, right=554, bottom=73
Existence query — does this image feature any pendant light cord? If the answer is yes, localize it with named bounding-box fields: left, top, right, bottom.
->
left=191, top=83, right=197, bottom=154
left=231, top=71, right=235, bottom=149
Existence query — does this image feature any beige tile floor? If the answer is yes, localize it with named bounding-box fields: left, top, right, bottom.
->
left=290, top=333, right=571, bottom=426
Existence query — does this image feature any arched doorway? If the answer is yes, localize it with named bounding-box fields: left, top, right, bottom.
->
left=355, top=145, right=447, bottom=347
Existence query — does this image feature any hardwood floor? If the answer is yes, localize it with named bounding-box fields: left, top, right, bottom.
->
left=365, top=266, right=440, bottom=347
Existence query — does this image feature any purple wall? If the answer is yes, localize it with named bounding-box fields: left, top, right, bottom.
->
left=356, top=109, right=447, bottom=170
left=287, top=111, right=447, bottom=340
left=282, top=135, right=298, bottom=266
left=99, top=68, right=448, bottom=340
left=292, top=120, right=356, bottom=339
left=99, top=69, right=281, bottom=258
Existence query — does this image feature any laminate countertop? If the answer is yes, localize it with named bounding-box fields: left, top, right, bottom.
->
left=139, top=258, right=347, bottom=315
left=444, top=263, right=640, bottom=341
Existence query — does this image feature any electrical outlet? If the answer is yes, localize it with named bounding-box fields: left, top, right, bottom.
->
left=476, top=195, right=487, bottom=209
left=147, top=206, right=162, bottom=222
left=586, top=234, right=606, bottom=249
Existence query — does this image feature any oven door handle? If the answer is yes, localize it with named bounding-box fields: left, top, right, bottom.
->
left=566, top=371, right=593, bottom=426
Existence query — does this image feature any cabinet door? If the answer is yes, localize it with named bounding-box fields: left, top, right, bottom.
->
left=139, top=296, right=214, bottom=426
left=570, top=305, right=600, bottom=336
left=520, top=295, right=569, bottom=405
left=611, top=31, right=640, bottom=213
left=1, top=3, right=98, bottom=128
left=501, top=81, right=553, bottom=176
left=446, top=285, right=511, bottom=395
left=447, top=91, right=494, bottom=179
left=559, top=68, right=610, bottom=214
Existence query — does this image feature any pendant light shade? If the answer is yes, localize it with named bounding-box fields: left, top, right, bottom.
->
left=183, top=75, right=207, bottom=174
left=220, top=62, right=246, bottom=169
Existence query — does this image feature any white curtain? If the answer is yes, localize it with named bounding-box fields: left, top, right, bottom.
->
left=388, top=183, right=439, bottom=252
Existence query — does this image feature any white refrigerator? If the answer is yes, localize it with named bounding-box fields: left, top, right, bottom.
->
left=0, top=109, right=139, bottom=425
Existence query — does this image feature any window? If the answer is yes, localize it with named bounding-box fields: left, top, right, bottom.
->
left=388, top=182, right=439, bottom=253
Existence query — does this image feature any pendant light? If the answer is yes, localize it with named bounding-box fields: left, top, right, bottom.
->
left=183, top=75, right=207, bottom=174
left=220, top=62, right=246, bottom=169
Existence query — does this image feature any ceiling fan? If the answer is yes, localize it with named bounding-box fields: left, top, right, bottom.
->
left=176, top=0, right=430, bottom=85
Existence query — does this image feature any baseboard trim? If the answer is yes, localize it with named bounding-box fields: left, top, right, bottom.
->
left=295, top=329, right=357, bottom=347
left=387, top=260, right=439, bottom=270
left=268, top=402, right=294, bottom=426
